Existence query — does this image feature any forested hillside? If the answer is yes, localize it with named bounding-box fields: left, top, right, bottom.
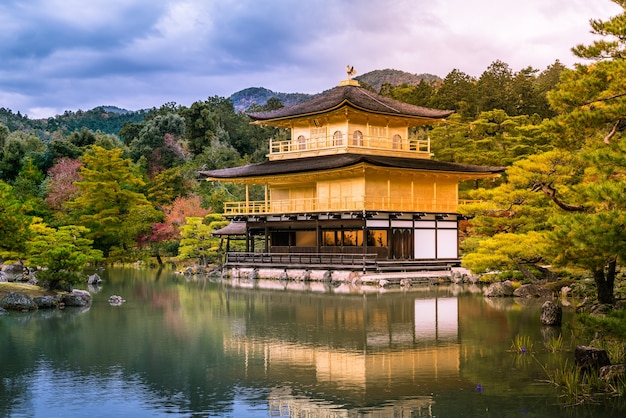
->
left=1, top=106, right=147, bottom=139
left=229, top=69, right=443, bottom=111
left=3, top=69, right=438, bottom=133
left=229, top=87, right=312, bottom=112
left=354, top=68, right=441, bottom=91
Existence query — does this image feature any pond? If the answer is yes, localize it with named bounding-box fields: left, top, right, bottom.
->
left=0, top=267, right=623, bottom=417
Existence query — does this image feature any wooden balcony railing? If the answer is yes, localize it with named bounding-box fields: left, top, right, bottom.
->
left=223, top=196, right=462, bottom=215
left=269, top=133, right=430, bottom=156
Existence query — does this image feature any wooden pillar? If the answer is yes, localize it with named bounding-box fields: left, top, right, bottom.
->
left=316, top=219, right=321, bottom=253
left=245, top=184, right=250, bottom=211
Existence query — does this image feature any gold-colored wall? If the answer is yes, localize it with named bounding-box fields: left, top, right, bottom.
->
left=265, top=168, right=459, bottom=213
left=363, top=170, right=458, bottom=212
left=317, top=177, right=365, bottom=211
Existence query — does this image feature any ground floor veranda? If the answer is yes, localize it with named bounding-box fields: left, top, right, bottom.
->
left=216, top=210, right=464, bottom=273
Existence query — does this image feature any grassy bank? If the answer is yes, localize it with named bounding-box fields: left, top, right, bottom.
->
left=0, top=282, right=55, bottom=299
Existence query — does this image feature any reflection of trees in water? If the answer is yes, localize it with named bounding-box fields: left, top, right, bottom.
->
left=1, top=270, right=594, bottom=417
left=482, top=296, right=517, bottom=310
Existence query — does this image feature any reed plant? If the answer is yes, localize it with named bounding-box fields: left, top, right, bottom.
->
left=546, top=360, right=586, bottom=405
left=546, top=334, right=563, bottom=353
left=510, top=334, right=534, bottom=354
left=544, top=359, right=626, bottom=405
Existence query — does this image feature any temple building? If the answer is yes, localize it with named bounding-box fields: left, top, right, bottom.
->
left=200, top=75, right=504, bottom=272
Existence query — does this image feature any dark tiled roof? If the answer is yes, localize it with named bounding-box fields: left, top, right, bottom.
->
left=212, top=221, right=247, bottom=236
left=247, top=84, right=454, bottom=121
left=199, top=154, right=505, bottom=179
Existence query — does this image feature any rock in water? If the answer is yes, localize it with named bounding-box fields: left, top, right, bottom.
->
left=62, top=289, right=92, bottom=307
left=108, top=295, right=126, bottom=306
left=575, top=346, right=611, bottom=371
left=88, top=274, right=102, bottom=285
left=540, top=300, right=562, bottom=325
left=0, top=292, right=37, bottom=311
left=483, top=281, right=514, bottom=297
left=513, top=284, right=553, bottom=298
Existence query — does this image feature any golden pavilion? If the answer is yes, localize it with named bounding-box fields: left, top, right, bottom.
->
left=200, top=75, right=504, bottom=272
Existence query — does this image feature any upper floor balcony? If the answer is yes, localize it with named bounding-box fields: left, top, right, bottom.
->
left=222, top=196, right=478, bottom=216
left=268, top=131, right=431, bottom=160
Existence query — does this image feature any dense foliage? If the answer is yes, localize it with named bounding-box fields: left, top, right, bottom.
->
left=1, top=0, right=625, bottom=302
left=457, top=0, right=626, bottom=304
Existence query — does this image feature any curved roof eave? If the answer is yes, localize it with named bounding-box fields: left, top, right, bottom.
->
left=250, top=100, right=452, bottom=125
left=247, top=84, right=454, bottom=122
left=200, top=154, right=505, bottom=180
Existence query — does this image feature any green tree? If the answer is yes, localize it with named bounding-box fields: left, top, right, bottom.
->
left=12, top=157, right=45, bottom=201
left=476, top=60, right=515, bottom=114
left=460, top=150, right=581, bottom=278
left=0, top=123, right=8, bottom=148
left=182, top=100, right=218, bottom=157
left=147, top=166, right=189, bottom=207
left=431, top=69, right=479, bottom=119
left=26, top=220, right=103, bottom=290
left=541, top=0, right=626, bottom=303
left=68, top=127, right=97, bottom=148
left=178, top=215, right=227, bottom=266
left=533, top=60, right=566, bottom=118
left=462, top=1, right=626, bottom=304
left=0, top=131, right=46, bottom=182
left=67, top=145, right=162, bottom=257
left=384, top=81, right=435, bottom=107
left=129, top=113, right=187, bottom=173
left=430, top=109, right=554, bottom=192
left=0, top=181, right=33, bottom=261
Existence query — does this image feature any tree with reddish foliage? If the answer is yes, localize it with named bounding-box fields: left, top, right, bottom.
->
left=139, top=195, right=211, bottom=265
left=45, top=158, right=82, bottom=211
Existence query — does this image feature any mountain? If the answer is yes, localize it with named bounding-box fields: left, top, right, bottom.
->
left=229, top=87, right=313, bottom=112
left=2, top=69, right=443, bottom=136
left=354, top=69, right=441, bottom=91
left=99, top=105, right=135, bottom=115
left=229, top=69, right=442, bottom=111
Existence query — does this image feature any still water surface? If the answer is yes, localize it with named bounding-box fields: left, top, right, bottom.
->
left=1, top=267, right=623, bottom=417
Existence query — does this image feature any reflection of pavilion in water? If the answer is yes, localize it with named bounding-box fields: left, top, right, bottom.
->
left=222, top=289, right=460, bottom=417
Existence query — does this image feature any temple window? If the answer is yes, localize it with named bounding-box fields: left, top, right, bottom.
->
left=323, top=230, right=364, bottom=246
left=343, top=230, right=363, bottom=246
left=367, top=230, right=388, bottom=247
left=333, top=130, right=343, bottom=146
left=392, top=134, right=402, bottom=149
left=352, top=130, right=364, bottom=146
left=323, top=230, right=339, bottom=246
left=297, top=135, right=306, bottom=150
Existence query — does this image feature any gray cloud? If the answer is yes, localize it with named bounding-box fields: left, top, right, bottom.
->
left=0, top=0, right=622, bottom=119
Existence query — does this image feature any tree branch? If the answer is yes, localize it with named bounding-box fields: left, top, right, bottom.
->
left=530, top=182, right=587, bottom=212
left=603, top=119, right=620, bottom=144
left=582, top=91, right=626, bottom=106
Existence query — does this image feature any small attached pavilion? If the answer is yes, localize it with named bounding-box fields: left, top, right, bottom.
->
left=201, top=76, right=504, bottom=272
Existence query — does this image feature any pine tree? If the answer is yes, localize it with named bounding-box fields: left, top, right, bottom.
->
left=67, top=145, right=162, bottom=257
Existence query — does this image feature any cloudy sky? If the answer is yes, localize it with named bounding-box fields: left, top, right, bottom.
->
left=0, top=0, right=622, bottom=119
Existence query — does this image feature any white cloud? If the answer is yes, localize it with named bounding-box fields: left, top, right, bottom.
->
left=27, top=107, right=61, bottom=119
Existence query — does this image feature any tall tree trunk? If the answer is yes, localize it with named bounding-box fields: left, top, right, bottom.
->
left=593, top=258, right=616, bottom=304
left=517, top=263, right=538, bottom=282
